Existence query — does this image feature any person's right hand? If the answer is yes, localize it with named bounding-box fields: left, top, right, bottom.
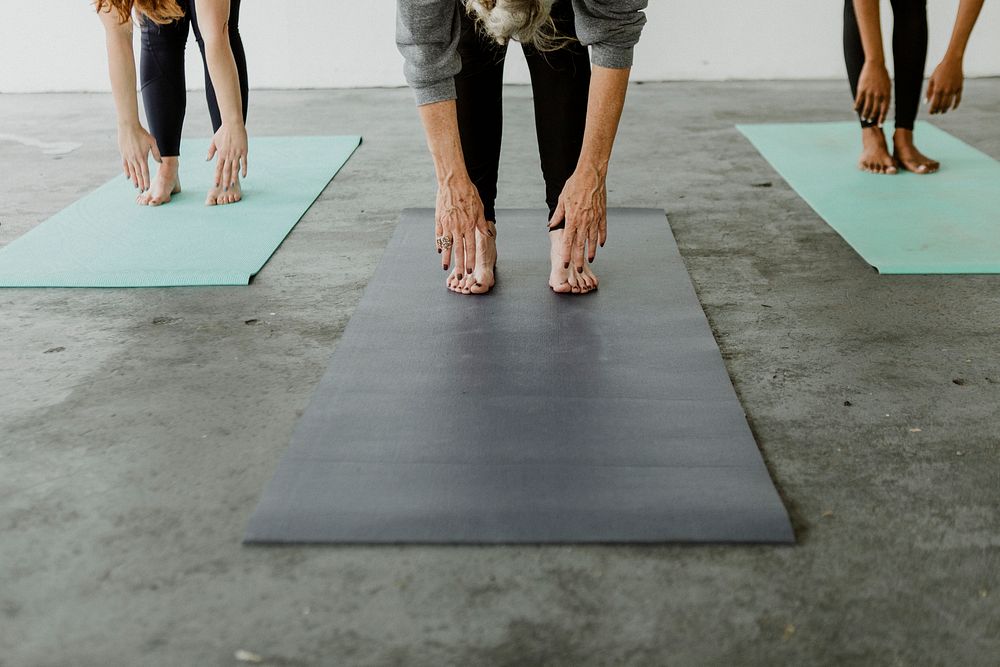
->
left=117, top=123, right=162, bottom=192
left=854, top=61, right=892, bottom=126
left=434, top=176, right=492, bottom=277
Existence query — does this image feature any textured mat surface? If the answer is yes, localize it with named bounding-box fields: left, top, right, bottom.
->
left=245, top=208, right=793, bottom=544
left=0, top=135, right=360, bottom=287
left=738, top=121, right=1000, bottom=274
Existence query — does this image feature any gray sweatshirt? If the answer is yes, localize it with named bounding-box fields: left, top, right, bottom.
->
left=397, top=0, right=647, bottom=105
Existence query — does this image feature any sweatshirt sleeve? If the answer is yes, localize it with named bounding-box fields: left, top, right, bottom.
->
left=396, top=0, right=464, bottom=106
left=572, top=0, right=648, bottom=69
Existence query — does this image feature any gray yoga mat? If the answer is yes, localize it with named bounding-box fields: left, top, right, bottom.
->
left=244, top=208, right=793, bottom=544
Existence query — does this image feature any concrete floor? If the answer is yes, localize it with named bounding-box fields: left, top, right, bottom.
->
left=1, top=80, right=998, bottom=666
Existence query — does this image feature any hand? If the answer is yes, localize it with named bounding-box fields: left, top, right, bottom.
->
left=206, top=122, right=248, bottom=191
left=854, top=61, right=892, bottom=126
left=548, top=164, right=608, bottom=272
left=434, top=176, right=492, bottom=276
left=926, top=57, right=964, bottom=114
left=117, top=124, right=161, bottom=191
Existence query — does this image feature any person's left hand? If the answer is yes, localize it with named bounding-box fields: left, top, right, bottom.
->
left=548, top=165, right=608, bottom=272
left=926, top=57, right=964, bottom=115
left=207, top=122, right=249, bottom=191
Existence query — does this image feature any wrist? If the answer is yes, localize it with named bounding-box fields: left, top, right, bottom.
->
left=219, top=116, right=246, bottom=131
left=942, top=50, right=964, bottom=65
left=575, top=157, right=609, bottom=179
left=864, top=57, right=886, bottom=67
left=117, top=119, right=142, bottom=132
left=436, top=167, right=473, bottom=190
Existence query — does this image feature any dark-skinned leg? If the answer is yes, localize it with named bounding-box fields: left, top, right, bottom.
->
left=890, top=0, right=937, bottom=172
left=844, top=0, right=896, bottom=174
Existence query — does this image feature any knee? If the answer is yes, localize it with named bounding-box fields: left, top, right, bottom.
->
left=198, top=21, right=235, bottom=49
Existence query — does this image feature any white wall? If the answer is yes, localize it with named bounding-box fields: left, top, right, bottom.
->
left=1, top=1, right=997, bottom=93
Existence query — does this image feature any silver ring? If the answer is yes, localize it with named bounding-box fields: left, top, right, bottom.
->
left=436, top=235, right=453, bottom=250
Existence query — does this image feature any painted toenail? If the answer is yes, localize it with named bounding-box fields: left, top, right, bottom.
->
left=577, top=267, right=583, bottom=273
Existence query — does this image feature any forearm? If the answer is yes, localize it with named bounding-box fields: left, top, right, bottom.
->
left=577, top=66, right=631, bottom=176
left=852, top=0, right=885, bottom=64
left=102, top=22, right=141, bottom=127
left=195, top=0, right=244, bottom=127
left=944, top=0, right=985, bottom=61
left=202, top=40, right=244, bottom=126
left=417, top=100, right=470, bottom=186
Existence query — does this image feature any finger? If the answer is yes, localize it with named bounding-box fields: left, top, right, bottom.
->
left=598, top=215, right=607, bottom=247
left=241, top=152, right=248, bottom=178
left=464, top=229, right=476, bottom=273
left=128, top=161, right=140, bottom=189
left=572, top=231, right=586, bottom=272
left=140, top=157, right=150, bottom=191
left=206, top=142, right=217, bottom=162
left=441, top=233, right=451, bottom=270
left=230, top=157, right=240, bottom=186
left=853, top=90, right=864, bottom=112
left=879, top=97, right=889, bottom=126
left=938, top=92, right=952, bottom=114
left=561, top=227, right=574, bottom=269
left=214, top=158, right=224, bottom=188
left=477, top=214, right=493, bottom=238
left=863, top=94, right=876, bottom=122
left=930, top=91, right=945, bottom=115
left=434, top=215, right=444, bottom=254
left=548, top=200, right=566, bottom=230
left=587, top=226, right=599, bottom=263
left=150, top=140, right=162, bottom=164
left=924, top=79, right=935, bottom=106
left=953, top=89, right=962, bottom=111
left=453, top=232, right=465, bottom=280
left=123, top=160, right=130, bottom=179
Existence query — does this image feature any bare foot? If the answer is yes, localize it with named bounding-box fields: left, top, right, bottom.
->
left=893, top=128, right=940, bottom=174
left=136, top=157, right=181, bottom=206
left=548, top=228, right=598, bottom=294
left=858, top=127, right=898, bottom=175
left=448, top=221, right=497, bottom=295
left=206, top=173, right=242, bottom=206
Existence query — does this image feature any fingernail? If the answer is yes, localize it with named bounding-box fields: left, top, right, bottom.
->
left=563, top=262, right=569, bottom=269
left=577, top=267, right=583, bottom=274
left=588, top=257, right=594, bottom=264
left=443, top=265, right=449, bottom=271
left=467, top=268, right=473, bottom=274
left=437, top=249, right=442, bottom=254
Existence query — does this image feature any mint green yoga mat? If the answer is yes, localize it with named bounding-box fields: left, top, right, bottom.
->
left=738, top=121, right=1000, bottom=274
left=0, top=135, right=360, bottom=287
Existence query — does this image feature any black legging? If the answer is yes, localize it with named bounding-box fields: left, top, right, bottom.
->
left=844, top=0, right=927, bottom=131
left=455, top=0, right=590, bottom=230
left=140, top=0, right=249, bottom=157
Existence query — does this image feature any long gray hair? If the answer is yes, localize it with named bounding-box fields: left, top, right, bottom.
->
left=464, top=0, right=568, bottom=51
